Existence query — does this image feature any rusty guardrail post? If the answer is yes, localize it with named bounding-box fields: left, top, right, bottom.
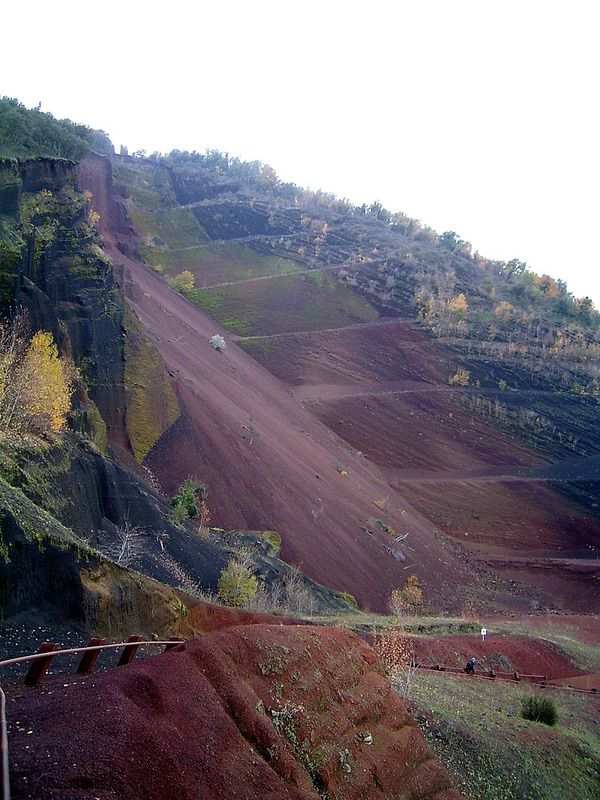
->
left=24, top=643, right=58, bottom=687
left=1, top=686, right=9, bottom=800
left=117, top=635, right=143, bottom=667
left=76, top=638, right=106, bottom=675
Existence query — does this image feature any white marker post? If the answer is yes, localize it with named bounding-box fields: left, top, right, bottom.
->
left=481, top=627, right=487, bottom=642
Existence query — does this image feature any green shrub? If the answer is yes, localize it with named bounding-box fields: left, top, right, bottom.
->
left=334, top=591, right=358, bottom=609
left=170, top=477, right=207, bottom=521
left=217, top=554, right=258, bottom=608
left=520, top=695, right=558, bottom=726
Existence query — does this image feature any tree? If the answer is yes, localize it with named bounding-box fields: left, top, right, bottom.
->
left=106, top=520, right=144, bottom=567
left=21, top=331, right=74, bottom=434
left=0, top=316, right=73, bottom=437
left=448, top=368, right=470, bottom=387
left=448, top=293, right=469, bottom=317
left=374, top=620, right=417, bottom=698
left=494, top=301, right=514, bottom=321
left=168, top=270, right=195, bottom=293
left=171, top=477, right=207, bottom=522
left=217, top=552, right=258, bottom=607
left=388, top=575, right=423, bottom=615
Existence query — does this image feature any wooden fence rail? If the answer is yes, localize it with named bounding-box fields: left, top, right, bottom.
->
left=0, top=636, right=184, bottom=800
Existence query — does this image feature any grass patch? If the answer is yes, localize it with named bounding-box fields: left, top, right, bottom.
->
left=129, top=206, right=209, bottom=249
left=123, top=309, right=180, bottom=461
left=186, top=271, right=380, bottom=336
left=408, top=671, right=600, bottom=800
left=238, top=337, right=272, bottom=357
left=139, top=240, right=300, bottom=285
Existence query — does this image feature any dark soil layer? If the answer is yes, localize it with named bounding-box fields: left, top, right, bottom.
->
left=239, top=319, right=446, bottom=386
left=7, top=625, right=462, bottom=800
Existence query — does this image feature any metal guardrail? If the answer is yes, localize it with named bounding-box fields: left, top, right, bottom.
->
left=1, top=687, right=9, bottom=800
left=0, top=636, right=185, bottom=800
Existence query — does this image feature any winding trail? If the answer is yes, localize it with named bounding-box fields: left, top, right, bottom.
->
left=385, top=454, right=600, bottom=484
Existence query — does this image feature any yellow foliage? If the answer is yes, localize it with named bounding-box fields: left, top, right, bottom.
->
left=494, top=301, right=514, bottom=321
left=449, top=368, right=470, bottom=387
left=22, top=331, right=73, bottom=434
left=218, top=555, right=258, bottom=607
left=388, top=575, right=423, bottom=615
left=448, top=293, right=469, bottom=317
left=169, top=270, right=195, bottom=293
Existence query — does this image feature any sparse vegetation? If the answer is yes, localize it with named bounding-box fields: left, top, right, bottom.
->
left=410, top=671, right=598, bottom=800
left=448, top=367, right=470, bottom=387
left=209, top=333, right=226, bottom=351
left=105, top=520, right=145, bottom=567
left=375, top=621, right=417, bottom=698
left=388, top=575, right=423, bottom=615
left=168, top=269, right=195, bottom=293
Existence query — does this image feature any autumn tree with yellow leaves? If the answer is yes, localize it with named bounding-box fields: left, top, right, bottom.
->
left=388, top=574, right=424, bottom=616
left=0, top=314, right=74, bottom=437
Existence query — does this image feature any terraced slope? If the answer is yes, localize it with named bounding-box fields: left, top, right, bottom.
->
left=79, top=152, right=600, bottom=613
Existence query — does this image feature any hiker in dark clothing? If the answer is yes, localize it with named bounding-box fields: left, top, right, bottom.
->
left=464, top=657, right=476, bottom=675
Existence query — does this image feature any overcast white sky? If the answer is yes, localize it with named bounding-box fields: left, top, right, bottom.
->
left=3, top=0, right=599, bottom=304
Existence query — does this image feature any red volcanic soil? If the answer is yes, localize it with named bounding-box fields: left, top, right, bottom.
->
left=78, top=153, right=600, bottom=614
left=7, top=625, right=462, bottom=800
left=305, top=392, right=546, bottom=472
left=394, top=480, right=600, bottom=557
left=409, top=633, right=584, bottom=680
left=239, top=319, right=447, bottom=387
left=77, top=154, right=489, bottom=613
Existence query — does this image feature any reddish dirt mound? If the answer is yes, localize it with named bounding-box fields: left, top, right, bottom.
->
left=7, top=625, right=462, bottom=800
left=410, top=634, right=583, bottom=680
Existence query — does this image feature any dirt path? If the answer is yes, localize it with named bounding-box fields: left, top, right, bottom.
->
left=385, top=454, right=600, bottom=483
left=201, top=261, right=343, bottom=289
left=294, top=380, right=447, bottom=402
left=232, top=316, right=415, bottom=341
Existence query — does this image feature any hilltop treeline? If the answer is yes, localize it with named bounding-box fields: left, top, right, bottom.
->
left=0, top=97, right=112, bottom=161
left=3, top=101, right=598, bottom=387
left=146, top=148, right=599, bottom=380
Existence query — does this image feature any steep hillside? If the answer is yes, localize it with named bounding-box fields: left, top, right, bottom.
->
left=6, top=625, right=462, bottom=800
left=79, top=149, right=600, bottom=613
left=0, top=128, right=350, bottom=629
left=79, top=153, right=539, bottom=614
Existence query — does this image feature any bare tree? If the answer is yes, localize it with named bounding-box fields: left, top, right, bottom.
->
left=107, top=520, right=145, bottom=567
